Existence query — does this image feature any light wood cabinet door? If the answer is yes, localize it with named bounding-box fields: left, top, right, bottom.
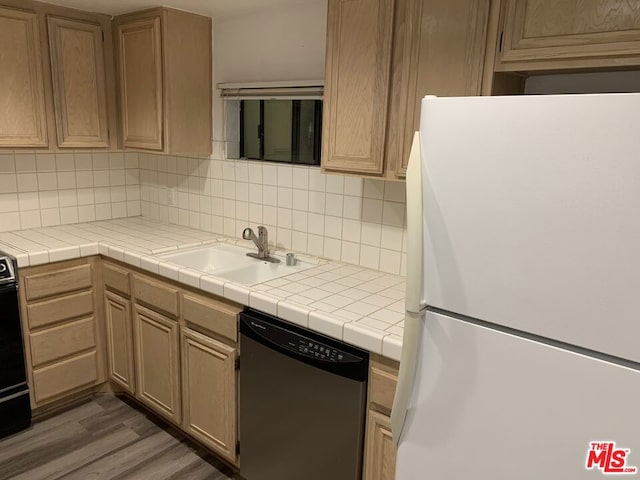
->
left=116, top=16, right=163, bottom=150
left=364, top=410, right=397, bottom=480
left=499, top=0, right=640, bottom=70
left=0, top=6, right=47, bottom=147
left=322, top=0, right=394, bottom=175
left=47, top=16, right=109, bottom=148
left=104, top=291, right=135, bottom=393
left=181, top=328, right=237, bottom=464
left=133, top=304, right=181, bottom=423
left=393, top=0, right=490, bottom=177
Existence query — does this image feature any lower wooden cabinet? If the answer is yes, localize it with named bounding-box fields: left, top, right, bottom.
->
left=364, top=354, right=399, bottom=480
left=103, top=264, right=242, bottom=465
left=19, top=257, right=105, bottom=410
left=104, top=291, right=135, bottom=393
left=181, top=327, right=238, bottom=464
left=133, top=303, right=181, bottom=423
left=365, top=410, right=396, bottom=480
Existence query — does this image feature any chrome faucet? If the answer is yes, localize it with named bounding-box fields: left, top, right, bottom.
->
left=242, top=226, right=280, bottom=263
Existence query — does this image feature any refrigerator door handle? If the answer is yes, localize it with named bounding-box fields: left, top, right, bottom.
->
left=391, top=131, right=424, bottom=445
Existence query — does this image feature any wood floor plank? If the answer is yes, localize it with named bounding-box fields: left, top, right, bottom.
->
left=0, top=395, right=233, bottom=480
left=61, top=430, right=178, bottom=480
left=0, top=423, right=89, bottom=474
left=164, top=459, right=233, bottom=480
left=10, top=425, right=140, bottom=480
left=79, top=401, right=143, bottom=436
left=0, top=400, right=102, bottom=451
left=113, top=441, right=211, bottom=480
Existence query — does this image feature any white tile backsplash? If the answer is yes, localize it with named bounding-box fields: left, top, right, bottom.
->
left=0, top=150, right=140, bottom=231
left=138, top=145, right=408, bottom=275
left=0, top=146, right=403, bottom=272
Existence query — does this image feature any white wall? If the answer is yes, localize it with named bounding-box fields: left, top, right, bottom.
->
left=212, top=0, right=327, bottom=141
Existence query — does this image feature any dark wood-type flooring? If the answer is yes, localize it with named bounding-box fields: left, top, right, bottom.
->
left=0, top=394, right=237, bottom=480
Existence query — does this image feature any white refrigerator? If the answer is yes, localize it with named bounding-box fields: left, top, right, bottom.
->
left=392, top=94, right=640, bottom=479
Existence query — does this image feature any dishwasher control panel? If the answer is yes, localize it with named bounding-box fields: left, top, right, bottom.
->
left=245, top=317, right=362, bottom=364
left=295, top=339, right=356, bottom=362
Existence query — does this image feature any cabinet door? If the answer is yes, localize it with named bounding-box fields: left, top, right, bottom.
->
left=116, top=16, right=163, bottom=150
left=364, top=410, right=397, bottom=480
left=133, top=304, right=180, bottom=423
left=47, top=16, right=109, bottom=148
left=394, top=0, right=489, bottom=177
left=500, top=0, right=640, bottom=69
left=181, top=327, right=237, bottom=464
left=322, top=0, right=394, bottom=175
left=0, top=6, right=47, bottom=147
left=104, top=291, right=135, bottom=393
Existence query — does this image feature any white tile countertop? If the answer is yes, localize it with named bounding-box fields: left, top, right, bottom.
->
left=0, top=217, right=405, bottom=361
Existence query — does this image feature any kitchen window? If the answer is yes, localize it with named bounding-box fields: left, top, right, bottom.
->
left=220, top=82, right=323, bottom=165
left=240, top=99, right=322, bottom=165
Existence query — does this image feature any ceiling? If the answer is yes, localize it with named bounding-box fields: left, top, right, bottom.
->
left=47, top=0, right=316, bottom=18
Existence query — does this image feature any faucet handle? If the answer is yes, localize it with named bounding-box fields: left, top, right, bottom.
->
left=242, top=227, right=254, bottom=240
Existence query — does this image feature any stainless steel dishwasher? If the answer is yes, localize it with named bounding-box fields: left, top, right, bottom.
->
left=239, top=309, right=368, bottom=480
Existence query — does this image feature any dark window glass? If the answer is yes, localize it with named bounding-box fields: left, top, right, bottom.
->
left=240, top=100, right=322, bottom=165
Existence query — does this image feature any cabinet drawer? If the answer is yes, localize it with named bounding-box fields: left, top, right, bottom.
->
left=30, top=317, right=96, bottom=368
left=183, top=293, right=241, bottom=343
left=132, top=274, right=180, bottom=317
left=32, top=350, right=98, bottom=404
left=103, top=263, right=131, bottom=296
left=26, top=290, right=94, bottom=330
left=369, top=366, right=398, bottom=414
left=24, top=264, right=92, bottom=301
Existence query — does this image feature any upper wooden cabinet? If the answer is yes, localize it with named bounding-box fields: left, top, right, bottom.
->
left=0, top=6, right=48, bottom=147
left=393, top=0, right=490, bottom=177
left=322, top=0, right=394, bottom=175
left=114, top=8, right=212, bottom=156
left=496, top=0, right=640, bottom=71
left=321, top=0, right=491, bottom=179
left=48, top=16, right=110, bottom=147
left=0, top=0, right=118, bottom=150
left=115, top=17, right=163, bottom=151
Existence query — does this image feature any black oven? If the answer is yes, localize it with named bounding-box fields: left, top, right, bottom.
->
left=0, top=252, right=31, bottom=438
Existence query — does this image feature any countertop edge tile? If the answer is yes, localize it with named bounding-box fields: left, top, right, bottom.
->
left=80, top=243, right=100, bottom=256
left=224, top=283, right=251, bottom=305
left=343, top=322, right=388, bottom=355
left=249, top=291, right=279, bottom=316
left=28, top=250, right=49, bottom=266
left=158, top=262, right=180, bottom=281
left=178, top=268, right=202, bottom=289
left=139, top=255, right=160, bottom=274
left=308, top=311, right=349, bottom=341
left=200, top=275, right=226, bottom=297
left=123, top=251, right=142, bottom=268
left=382, top=335, right=402, bottom=362
left=48, top=246, right=80, bottom=263
left=278, top=301, right=312, bottom=327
